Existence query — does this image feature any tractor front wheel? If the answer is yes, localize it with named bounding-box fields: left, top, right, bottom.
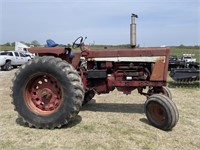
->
left=82, top=90, right=95, bottom=106
left=147, top=86, right=172, bottom=99
left=144, top=94, right=179, bottom=131
left=11, top=56, right=84, bottom=129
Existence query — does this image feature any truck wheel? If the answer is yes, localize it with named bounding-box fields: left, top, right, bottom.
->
left=144, top=94, right=179, bottom=131
left=13, top=66, right=18, bottom=69
left=3, top=61, right=12, bottom=71
left=82, top=90, right=95, bottom=106
left=11, top=56, right=84, bottom=129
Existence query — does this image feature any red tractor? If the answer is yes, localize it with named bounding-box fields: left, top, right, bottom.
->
left=11, top=14, right=178, bottom=130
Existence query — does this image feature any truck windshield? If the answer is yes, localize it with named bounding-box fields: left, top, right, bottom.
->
left=184, top=57, right=192, bottom=59
left=169, top=55, right=177, bottom=61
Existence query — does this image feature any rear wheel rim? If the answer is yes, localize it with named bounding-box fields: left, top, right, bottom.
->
left=24, top=74, right=62, bottom=115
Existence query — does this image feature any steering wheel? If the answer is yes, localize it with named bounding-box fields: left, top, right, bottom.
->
left=72, top=36, right=84, bottom=49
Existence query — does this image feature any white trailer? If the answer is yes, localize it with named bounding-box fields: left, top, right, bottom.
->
left=15, top=42, right=35, bottom=59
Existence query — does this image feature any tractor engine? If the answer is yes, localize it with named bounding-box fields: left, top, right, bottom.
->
left=85, top=61, right=151, bottom=94
left=77, top=46, right=169, bottom=96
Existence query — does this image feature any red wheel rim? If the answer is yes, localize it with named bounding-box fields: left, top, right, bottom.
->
left=148, top=102, right=167, bottom=124
left=24, top=74, right=62, bottom=115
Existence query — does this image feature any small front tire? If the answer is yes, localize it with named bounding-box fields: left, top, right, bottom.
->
left=161, top=86, right=172, bottom=100
left=147, top=86, right=172, bottom=99
left=144, top=94, right=179, bottom=131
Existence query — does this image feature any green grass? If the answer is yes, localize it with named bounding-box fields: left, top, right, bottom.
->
left=170, top=47, right=200, bottom=62
left=0, top=45, right=14, bottom=51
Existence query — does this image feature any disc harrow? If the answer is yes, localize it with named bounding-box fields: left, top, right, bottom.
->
left=169, top=68, right=200, bottom=88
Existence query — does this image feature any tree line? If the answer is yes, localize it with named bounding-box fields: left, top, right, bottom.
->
left=1, top=40, right=41, bottom=47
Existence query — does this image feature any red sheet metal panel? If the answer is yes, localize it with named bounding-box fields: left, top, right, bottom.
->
left=150, top=61, right=165, bottom=81
left=72, top=51, right=81, bottom=68
left=28, top=47, right=66, bottom=55
left=86, top=47, right=169, bottom=58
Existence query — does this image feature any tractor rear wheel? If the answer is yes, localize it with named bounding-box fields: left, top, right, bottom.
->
left=11, top=56, right=84, bottom=129
left=144, top=94, right=179, bottom=131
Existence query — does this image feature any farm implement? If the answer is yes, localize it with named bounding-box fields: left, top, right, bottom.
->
left=11, top=14, right=179, bottom=131
left=168, top=54, right=200, bottom=86
left=170, top=68, right=200, bottom=82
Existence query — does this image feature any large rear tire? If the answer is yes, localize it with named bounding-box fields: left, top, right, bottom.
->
left=144, top=94, right=179, bottom=131
left=11, top=56, right=84, bottom=129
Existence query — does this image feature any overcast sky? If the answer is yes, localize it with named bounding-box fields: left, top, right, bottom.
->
left=0, top=0, right=199, bottom=46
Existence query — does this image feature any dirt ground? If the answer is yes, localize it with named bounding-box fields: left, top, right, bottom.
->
left=0, top=69, right=200, bottom=150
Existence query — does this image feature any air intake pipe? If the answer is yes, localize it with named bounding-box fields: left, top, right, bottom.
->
left=130, top=13, right=138, bottom=48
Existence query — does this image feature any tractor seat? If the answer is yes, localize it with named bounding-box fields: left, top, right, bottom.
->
left=46, top=39, right=58, bottom=47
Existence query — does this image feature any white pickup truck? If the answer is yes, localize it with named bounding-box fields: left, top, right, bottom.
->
left=180, top=54, right=196, bottom=62
left=0, top=51, right=31, bottom=71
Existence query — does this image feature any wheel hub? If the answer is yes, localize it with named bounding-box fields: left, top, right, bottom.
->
left=149, top=103, right=166, bottom=123
left=25, top=74, right=62, bottom=115
left=41, top=88, right=53, bottom=104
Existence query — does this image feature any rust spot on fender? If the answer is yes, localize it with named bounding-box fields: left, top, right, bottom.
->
left=156, top=56, right=165, bottom=62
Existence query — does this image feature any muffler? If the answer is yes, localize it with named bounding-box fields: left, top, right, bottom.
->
left=130, top=14, right=138, bottom=48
